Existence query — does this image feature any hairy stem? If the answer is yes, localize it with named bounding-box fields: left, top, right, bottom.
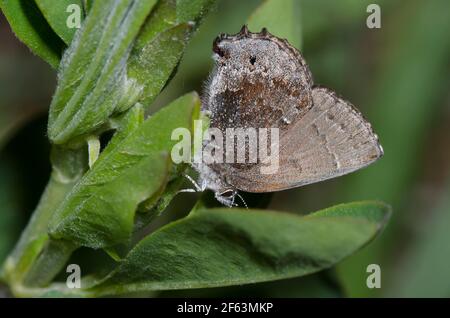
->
left=1, top=145, right=87, bottom=289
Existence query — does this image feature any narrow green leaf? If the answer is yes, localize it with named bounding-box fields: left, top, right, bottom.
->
left=308, top=201, right=390, bottom=226
left=35, top=0, right=84, bottom=45
left=87, top=201, right=390, bottom=296
left=128, top=23, right=192, bottom=107
left=134, top=173, right=186, bottom=233
left=0, top=0, right=65, bottom=68
left=127, top=0, right=216, bottom=107
left=248, top=0, right=302, bottom=49
left=176, top=0, right=215, bottom=24
left=131, top=0, right=215, bottom=52
left=48, top=92, right=201, bottom=249
left=132, top=0, right=177, bottom=50
left=47, top=0, right=158, bottom=144
left=102, top=105, right=145, bottom=158
left=81, top=0, right=92, bottom=14
left=159, top=271, right=344, bottom=297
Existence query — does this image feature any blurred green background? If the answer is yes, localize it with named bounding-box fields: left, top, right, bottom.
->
left=1, top=0, right=450, bottom=297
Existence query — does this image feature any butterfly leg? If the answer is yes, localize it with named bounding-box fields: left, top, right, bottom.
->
left=177, top=188, right=197, bottom=193
left=183, top=173, right=203, bottom=191
left=235, top=193, right=248, bottom=209
left=176, top=174, right=204, bottom=195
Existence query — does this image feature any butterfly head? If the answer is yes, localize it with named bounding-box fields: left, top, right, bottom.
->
left=215, top=188, right=238, bottom=207
left=212, top=26, right=286, bottom=73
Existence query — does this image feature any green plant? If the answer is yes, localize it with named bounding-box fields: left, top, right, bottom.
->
left=0, top=0, right=390, bottom=297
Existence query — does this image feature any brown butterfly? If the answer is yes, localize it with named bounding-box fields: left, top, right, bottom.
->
left=192, top=26, right=383, bottom=206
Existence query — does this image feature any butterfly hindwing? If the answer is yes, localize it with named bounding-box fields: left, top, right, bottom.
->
left=223, top=86, right=383, bottom=192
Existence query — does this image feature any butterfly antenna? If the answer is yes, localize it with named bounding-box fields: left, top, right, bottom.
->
left=235, top=193, right=248, bottom=209
left=231, top=195, right=236, bottom=207
left=183, top=174, right=202, bottom=191
left=177, top=188, right=197, bottom=194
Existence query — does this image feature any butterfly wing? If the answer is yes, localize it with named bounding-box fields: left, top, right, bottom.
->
left=224, top=86, right=383, bottom=192
left=203, top=33, right=313, bottom=133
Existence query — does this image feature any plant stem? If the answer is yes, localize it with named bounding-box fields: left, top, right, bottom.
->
left=22, top=239, right=77, bottom=287
left=1, top=145, right=87, bottom=289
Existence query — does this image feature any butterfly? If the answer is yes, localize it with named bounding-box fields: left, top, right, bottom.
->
left=191, top=25, right=383, bottom=207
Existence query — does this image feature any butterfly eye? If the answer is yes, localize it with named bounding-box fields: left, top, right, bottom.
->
left=250, top=56, right=256, bottom=65
left=214, top=45, right=225, bottom=57
left=219, top=189, right=235, bottom=198
left=213, top=40, right=227, bottom=58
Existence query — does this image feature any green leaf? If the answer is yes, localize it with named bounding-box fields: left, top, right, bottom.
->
left=132, top=0, right=177, bottom=48
left=87, top=201, right=390, bottom=296
left=81, top=0, right=92, bottom=14
left=46, top=0, right=216, bottom=143
left=48, top=92, right=201, bottom=249
left=127, top=0, right=216, bottom=107
left=129, top=0, right=214, bottom=50
left=134, top=172, right=186, bottom=233
left=159, top=271, right=344, bottom=297
left=0, top=0, right=65, bottom=68
left=47, top=0, right=158, bottom=144
left=35, top=0, right=84, bottom=45
left=248, top=0, right=302, bottom=49
left=308, top=201, right=390, bottom=226
left=176, top=0, right=215, bottom=24
left=102, top=105, right=145, bottom=158
left=128, top=23, right=192, bottom=107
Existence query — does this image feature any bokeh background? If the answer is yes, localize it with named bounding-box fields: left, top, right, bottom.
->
left=1, top=0, right=449, bottom=297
